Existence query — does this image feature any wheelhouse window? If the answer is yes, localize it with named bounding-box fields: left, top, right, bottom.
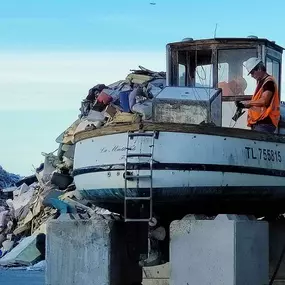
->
left=218, top=49, right=257, bottom=96
left=266, top=57, right=280, bottom=90
left=177, top=49, right=213, bottom=87
left=178, top=64, right=186, bottom=86
left=178, top=51, right=186, bottom=86
left=195, top=64, right=213, bottom=87
left=193, top=50, right=213, bottom=88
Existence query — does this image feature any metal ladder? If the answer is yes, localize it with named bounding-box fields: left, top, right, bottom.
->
left=124, top=131, right=156, bottom=222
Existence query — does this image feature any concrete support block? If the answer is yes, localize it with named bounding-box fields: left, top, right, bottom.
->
left=170, top=215, right=269, bottom=285
left=269, top=221, right=285, bottom=284
left=46, top=216, right=142, bottom=285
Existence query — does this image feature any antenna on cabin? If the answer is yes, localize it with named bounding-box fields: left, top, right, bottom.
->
left=214, top=23, right=218, bottom=38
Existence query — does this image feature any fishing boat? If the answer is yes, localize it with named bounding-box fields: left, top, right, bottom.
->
left=73, top=36, right=285, bottom=219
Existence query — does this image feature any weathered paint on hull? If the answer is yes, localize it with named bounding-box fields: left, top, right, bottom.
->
left=79, top=186, right=285, bottom=202
left=73, top=131, right=285, bottom=208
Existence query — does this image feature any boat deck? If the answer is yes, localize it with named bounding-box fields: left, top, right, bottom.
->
left=74, top=122, right=285, bottom=143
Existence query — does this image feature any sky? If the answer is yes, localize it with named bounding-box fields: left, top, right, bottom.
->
left=1, top=0, right=285, bottom=175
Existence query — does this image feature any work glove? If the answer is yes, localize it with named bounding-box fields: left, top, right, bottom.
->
left=235, top=101, right=245, bottom=109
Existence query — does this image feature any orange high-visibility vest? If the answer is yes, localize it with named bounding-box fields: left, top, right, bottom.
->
left=247, top=75, right=280, bottom=127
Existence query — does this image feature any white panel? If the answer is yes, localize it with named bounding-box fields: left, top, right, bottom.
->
left=156, top=86, right=219, bottom=100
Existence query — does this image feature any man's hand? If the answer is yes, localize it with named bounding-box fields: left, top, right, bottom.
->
left=243, top=102, right=251, bottom=108
left=235, top=101, right=245, bottom=109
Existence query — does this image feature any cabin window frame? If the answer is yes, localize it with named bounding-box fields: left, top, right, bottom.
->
left=217, top=47, right=258, bottom=98
left=266, top=55, right=281, bottom=98
left=169, top=43, right=260, bottom=89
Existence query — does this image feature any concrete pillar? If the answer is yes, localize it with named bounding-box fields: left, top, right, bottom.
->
left=46, top=215, right=142, bottom=285
left=269, top=220, right=285, bottom=284
left=169, top=214, right=269, bottom=285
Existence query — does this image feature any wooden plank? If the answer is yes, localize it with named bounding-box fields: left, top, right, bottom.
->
left=74, top=123, right=142, bottom=141
left=74, top=122, right=285, bottom=143
left=222, top=95, right=252, bottom=102
left=143, top=263, right=169, bottom=279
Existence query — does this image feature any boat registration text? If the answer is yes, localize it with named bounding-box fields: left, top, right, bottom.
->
left=245, top=147, right=282, bottom=162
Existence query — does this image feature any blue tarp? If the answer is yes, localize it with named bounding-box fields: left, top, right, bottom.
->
left=0, top=165, right=21, bottom=190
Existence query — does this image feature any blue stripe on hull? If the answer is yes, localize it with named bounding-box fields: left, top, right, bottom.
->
left=79, top=186, right=285, bottom=203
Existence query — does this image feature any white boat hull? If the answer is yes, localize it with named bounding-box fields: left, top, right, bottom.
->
left=73, top=129, right=285, bottom=210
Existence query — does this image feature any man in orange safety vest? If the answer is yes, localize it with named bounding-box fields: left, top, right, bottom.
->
left=237, top=57, right=280, bottom=133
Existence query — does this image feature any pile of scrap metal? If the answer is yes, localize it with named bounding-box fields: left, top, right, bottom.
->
left=0, top=155, right=64, bottom=266
left=65, top=66, right=166, bottom=140
left=0, top=147, right=119, bottom=268
left=0, top=65, right=164, bottom=268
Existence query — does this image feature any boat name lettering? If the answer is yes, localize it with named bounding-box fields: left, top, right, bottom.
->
left=100, top=145, right=136, bottom=153
left=245, top=147, right=282, bottom=162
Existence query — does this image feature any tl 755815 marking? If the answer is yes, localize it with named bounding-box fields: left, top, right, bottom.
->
left=245, top=147, right=282, bottom=162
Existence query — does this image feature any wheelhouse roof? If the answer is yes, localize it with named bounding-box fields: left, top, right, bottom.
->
left=167, top=37, right=284, bottom=53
